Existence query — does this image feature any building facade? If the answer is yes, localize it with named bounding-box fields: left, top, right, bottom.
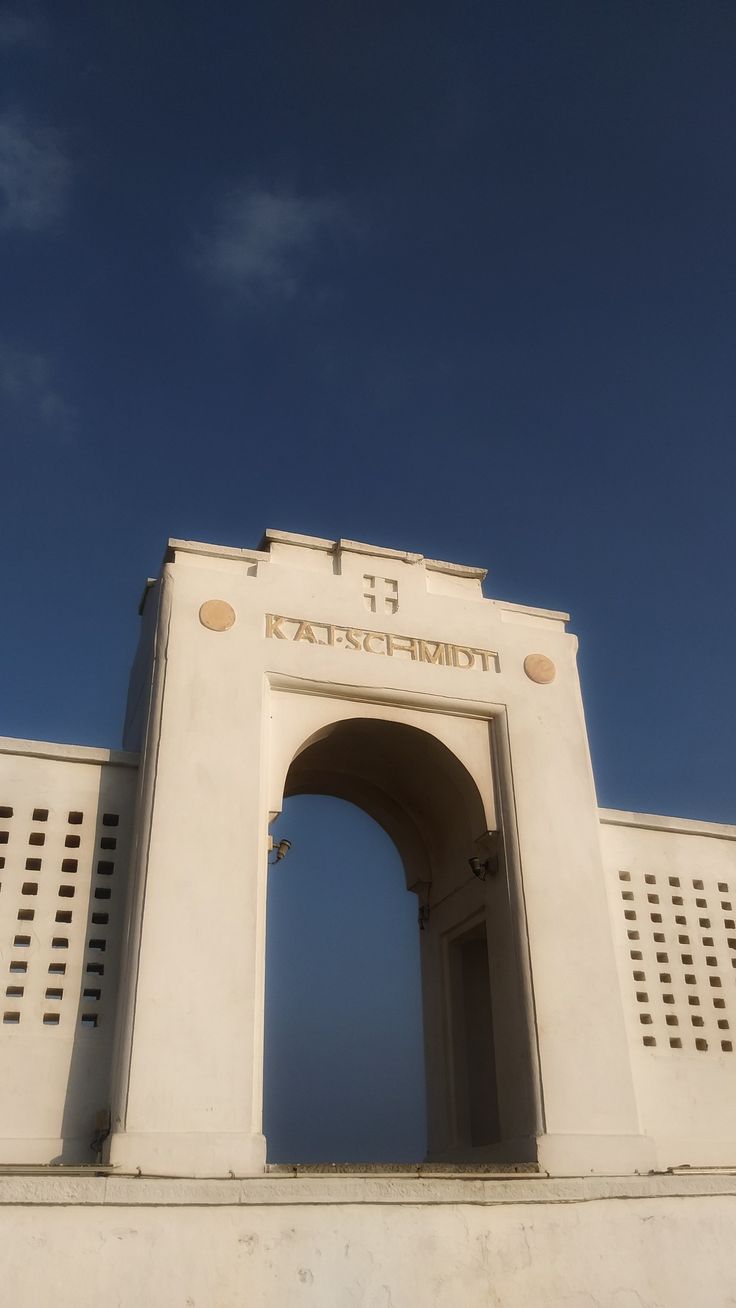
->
left=1, top=530, right=735, bottom=1305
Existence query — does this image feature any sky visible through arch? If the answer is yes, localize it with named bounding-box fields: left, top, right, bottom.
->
left=2, top=1, right=736, bottom=1158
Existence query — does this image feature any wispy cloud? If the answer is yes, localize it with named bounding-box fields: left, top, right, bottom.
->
left=0, top=110, right=70, bottom=232
left=195, top=185, right=348, bottom=301
left=0, top=344, right=75, bottom=434
left=0, top=8, right=42, bottom=46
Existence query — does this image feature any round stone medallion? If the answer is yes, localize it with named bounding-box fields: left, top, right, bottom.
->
left=523, top=653, right=556, bottom=684
left=199, top=599, right=236, bottom=632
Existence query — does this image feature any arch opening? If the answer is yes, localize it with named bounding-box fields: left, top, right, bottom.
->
left=266, top=714, right=539, bottom=1165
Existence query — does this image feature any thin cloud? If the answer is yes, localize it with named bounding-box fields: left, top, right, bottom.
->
left=0, top=110, right=70, bottom=232
left=195, top=185, right=348, bottom=301
left=0, top=344, right=75, bottom=434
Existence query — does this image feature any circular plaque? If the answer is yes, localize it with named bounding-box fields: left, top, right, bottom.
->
left=524, top=653, right=556, bottom=684
left=199, top=599, right=236, bottom=632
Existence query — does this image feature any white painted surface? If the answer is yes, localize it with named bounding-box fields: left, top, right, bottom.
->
left=1, top=1175, right=736, bottom=1307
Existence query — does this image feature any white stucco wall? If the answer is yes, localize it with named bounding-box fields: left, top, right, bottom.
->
left=2, top=1174, right=735, bottom=1308
left=0, top=739, right=138, bottom=1162
left=600, top=809, right=736, bottom=1168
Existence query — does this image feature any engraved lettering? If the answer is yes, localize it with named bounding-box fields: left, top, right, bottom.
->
left=417, top=640, right=447, bottom=666
left=264, top=614, right=498, bottom=673
left=387, top=634, right=417, bottom=660
left=363, top=631, right=386, bottom=654
left=265, top=614, right=287, bottom=639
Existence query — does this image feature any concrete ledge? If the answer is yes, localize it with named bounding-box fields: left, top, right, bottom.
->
left=1, top=1171, right=736, bottom=1207
left=599, top=807, right=736, bottom=840
left=0, top=736, right=139, bottom=767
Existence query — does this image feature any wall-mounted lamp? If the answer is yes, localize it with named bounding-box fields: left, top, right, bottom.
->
left=468, top=855, right=495, bottom=881
left=269, top=838, right=292, bottom=865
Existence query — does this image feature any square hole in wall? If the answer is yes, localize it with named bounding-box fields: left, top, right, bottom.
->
left=633, top=970, right=646, bottom=981
left=621, top=891, right=634, bottom=901
left=714, top=998, right=726, bottom=1009
left=663, top=994, right=675, bottom=1004
left=725, top=920, right=735, bottom=930
left=678, top=935, right=690, bottom=945
left=64, top=835, right=80, bottom=849
left=0, top=806, right=13, bottom=818
left=706, top=956, right=717, bottom=966
left=693, top=880, right=704, bottom=890
left=719, top=883, right=729, bottom=893
left=703, top=936, right=714, bottom=947
left=17, top=909, right=34, bottom=922
left=48, top=963, right=65, bottom=974
left=3, top=1012, right=20, bottom=1024
left=32, top=809, right=48, bottom=822
left=628, top=931, right=640, bottom=941
left=672, top=896, right=683, bottom=906
left=58, top=885, right=75, bottom=898
left=9, top=961, right=26, bottom=974
left=55, top=910, right=72, bottom=924
left=42, top=1013, right=60, bottom=1026
left=83, top=988, right=101, bottom=1001
left=665, top=1015, right=679, bottom=1027
left=0, top=832, right=9, bottom=845
left=6, top=985, right=23, bottom=998
left=91, top=912, right=109, bottom=925
left=45, top=988, right=63, bottom=1000
left=100, top=837, right=116, bottom=851
left=723, top=902, right=733, bottom=912
left=51, top=937, right=68, bottom=949
left=96, top=861, right=114, bottom=876
left=636, top=991, right=649, bottom=1003
left=94, top=887, right=111, bottom=900
left=647, top=894, right=659, bottom=904
left=669, top=1038, right=682, bottom=1049
left=101, top=814, right=119, bottom=827
left=696, top=898, right=707, bottom=909
left=718, top=1019, right=730, bottom=1030
left=692, top=1016, right=705, bottom=1028
left=675, top=916, right=687, bottom=926
left=645, top=875, right=656, bottom=885
left=710, top=976, right=722, bottom=988
left=685, top=974, right=696, bottom=984
left=653, top=933, right=666, bottom=943
left=21, top=882, right=37, bottom=896
left=88, top=938, right=106, bottom=952
left=67, top=812, right=83, bottom=825
left=643, top=1036, right=656, bottom=1047
left=688, top=995, right=700, bottom=1006
left=630, top=950, right=643, bottom=960
left=86, top=963, right=104, bottom=976
left=61, top=859, right=77, bottom=874
left=656, top=953, right=669, bottom=963
left=695, top=1038, right=708, bottom=1050
left=699, top=918, right=711, bottom=928
left=81, top=1013, right=98, bottom=1028
left=639, top=1013, right=653, bottom=1025
left=25, top=858, right=41, bottom=871
left=682, top=954, right=693, bottom=964
left=722, top=1041, right=733, bottom=1052
left=651, top=914, right=662, bottom=924
left=28, top=832, right=45, bottom=846
left=13, top=935, right=30, bottom=948
left=669, top=877, right=680, bottom=887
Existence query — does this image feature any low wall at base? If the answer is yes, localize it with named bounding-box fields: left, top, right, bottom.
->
left=2, top=1173, right=736, bottom=1307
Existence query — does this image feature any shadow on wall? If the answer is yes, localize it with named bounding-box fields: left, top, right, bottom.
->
left=55, top=770, right=129, bottom=1163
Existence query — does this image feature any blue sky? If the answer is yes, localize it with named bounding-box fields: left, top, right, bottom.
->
left=2, top=1, right=735, bottom=1158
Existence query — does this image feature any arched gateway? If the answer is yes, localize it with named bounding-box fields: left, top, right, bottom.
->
left=106, top=529, right=650, bottom=1176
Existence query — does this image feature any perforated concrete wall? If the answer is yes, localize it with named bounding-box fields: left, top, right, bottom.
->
left=601, top=809, right=736, bottom=1168
left=0, top=739, right=138, bottom=1163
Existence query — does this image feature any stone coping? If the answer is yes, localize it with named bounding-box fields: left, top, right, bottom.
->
left=599, top=807, right=736, bottom=841
left=0, top=737, right=139, bottom=767
left=1, top=1171, right=735, bottom=1207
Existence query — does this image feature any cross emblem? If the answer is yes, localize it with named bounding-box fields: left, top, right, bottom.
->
left=363, top=574, right=399, bottom=615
